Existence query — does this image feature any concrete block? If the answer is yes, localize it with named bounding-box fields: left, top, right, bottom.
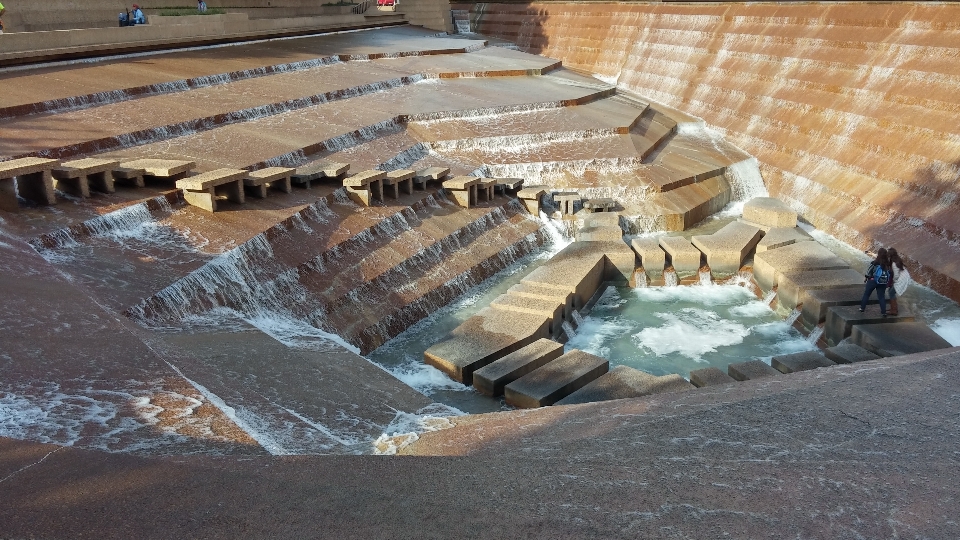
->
left=824, top=305, right=915, bottom=346
left=581, top=211, right=621, bottom=229
left=292, top=160, right=348, bottom=187
left=850, top=322, right=953, bottom=357
left=504, top=349, right=609, bottom=408
left=689, top=367, right=735, bottom=387
left=245, top=167, right=294, bottom=196
left=121, top=158, right=195, bottom=179
left=691, top=220, right=762, bottom=276
left=755, top=226, right=813, bottom=252
left=472, top=339, right=564, bottom=396
left=490, top=294, right=564, bottom=337
left=176, top=168, right=247, bottom=212
left=728, top=360, right=781, bottom=381
left=0, top=157, right=60, bottom=210
left=577, top=226, right=623, bottom=242
left=659, top=236, right=702, bottom=278
left=771, top=351, right=835, bottom=373
left=507, top=283, right=574, bottom=320
left=630, top=237, right=666, bottom=278
left=556, top=365, right=694, bottom=405
left=753, top=241, right=849, bottom=292
left=776, top=268, right=864, bottom=310
left=742, top=197, right=797, bottom=229
left=823, top=342, right=881, bottom=364
left=800, top=285, right=878, bottom=329
left=112, top=167, right=146, bottom=188
left=53, top=158, right=120, bottom=196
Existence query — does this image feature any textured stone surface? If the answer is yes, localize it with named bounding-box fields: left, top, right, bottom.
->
left=851, top=322, right=953, bottom=358
left=742, top=197, right=797, bottom=229
left=691, top=220, right=762, bottom=276
left=472, top=338, right=564, bottom=397
left=771, top=351, right=835, bottom=374
left=753, top=241, right=849, bottom=292
left=689, top=367, right=735, bottom=387
left=799, top=285, right=878, bottom=329
left=776, top=268, right=864, bottom=310
left=825, top=305, right=916, bottom=346
left=556, top=365, right=693, bottom=405
left=824, top=342, right=882, bottom=364
left=630, top=237, right=665, bottom=278
left=755, top=226, right=813, bottom=252
left=728, top=360, right=781, bottom=381
left=504, top=349, right=608, bottom=408
left=658, top=235, right=702, bottom=277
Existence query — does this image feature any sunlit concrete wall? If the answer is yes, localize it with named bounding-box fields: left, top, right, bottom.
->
left=462, top=2, right=960, bottom=301
left=399, top=0, right=453, bottom=32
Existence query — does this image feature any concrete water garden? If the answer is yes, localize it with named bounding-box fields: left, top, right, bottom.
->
left=2, top=7, right=960, bottom=539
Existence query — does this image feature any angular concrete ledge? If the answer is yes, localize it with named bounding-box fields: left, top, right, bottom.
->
left=504, top=349, right=608, bottom=408
left=659, top=236, right=702, bottom=278
left=850, top=322, right=952, bottom=358
left=742, top=197, right=797, bottom=230
left=689, top=367, right=735, bottom=387
left=771, top=351, right=835, bottom=373
left=824, top=305, right=915, bottom=346
left=800, top=285, right=878, bottom=329
left=52, top=158, right=120, bottom=197
left=0, top=157, right=59, bottom=210
left=776, top=268, right=864, bottom=310
left=292, top=160, right=348, bottom=188
left=728, top=360, right=781, bottom=381
left=691, top=220, right=762, bottom=276
left=755, top=226, right=812, bottom=253
left=489, top=293, right=564, bottom=336
left=630, top=237, right=666, bottom=278
left=121, top=158, right=195, bottom=180
left=472, top=339, right=564, bottom=397
left=823, top=342, right=881, bottom=364
left=507, top=283, right=573, bottom=320
left=753, top=241, right=849, bottom=292
left=556, top=365, right=693, bottom=405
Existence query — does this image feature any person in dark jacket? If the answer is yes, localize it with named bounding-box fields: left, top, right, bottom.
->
left=860, top=248, right=892, bottom=317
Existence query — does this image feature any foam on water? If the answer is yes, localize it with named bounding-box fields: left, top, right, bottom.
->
left=632, top=308, right=751, bottom=362
left=372, top=403, right=464, bottom=455
left=930, top=318, right=960, bottom=346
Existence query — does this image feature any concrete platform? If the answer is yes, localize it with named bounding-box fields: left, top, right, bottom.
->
left=489, top=293, right=565, bottom=336
left=507, top=283, right=574, bottom=320
left=728, top=360, right=781, bottom=381
left=472, top=339, right=564, bottom=397
left=630, top=237, right=666, bottom=278
left=576, top=225, right=623, bottom=242
left=659, top=236, right=702, bottom=278
left=504, top=349, right=609, bottom=408
left=755, top=226, right=813, bottom=252
left=823, top=342, right=882, bottom=364
left=753, top=241, right=850, bottom=291
left=689, top=367, right=736, bottom=387
left=824, top=305, right=916, bottom=346
left=850, top=322, right=953, bottom=358
left=556, top=365, right=694, bottom=405
left=771, top=351, right=836, bottom=373
left=776, top=268, right=865, bottom=310
left=800, top=285, right=878, bottom=329
left=691, top=220, right=763, bottom=276
left=742, top=197, right=797, bottom=229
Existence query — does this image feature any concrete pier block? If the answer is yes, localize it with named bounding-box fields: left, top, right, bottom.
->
left=776, top=268, right=865, bottom=310
left=507, top=283, right=573, bottom=320
left=553, top=192, right=580, bottom=215
left=630, top=237, right=666, bottom=279
left=658, top=236, right=702, bottom=278
left=753, top=241, right=850, bottom=292
left=691, top=220, right=763, bottom=276
left=415, top=166, right=450, bottom=187
left=517, top=187, right=546, bottom=215
left=850, top=322, right=952, bottom=357
left=728, top=360, right=781, bottom=381
left=742, top=197, right=797, bottom=229
left=823, top=342, right=881, bottom=364
left=442, top=176, right=480, bottom=208
left=689, top=367, right=735, bottom=387
left=755, top=226, right=813, bottom=252
left=53, top=158, right=121, bottom=196
left=121, top=159, right=195, bottom=180
left=291, top=160, right=349, bottom=188
left=504, top=349, right=609, bottom=408
left=112, top=166, right=146, bottom=188
left=771, top=351, right=835, bottom=373
left=0, top=157, right=60, bottom=210
left=384, top=169, right=415, bottom=198
left=824, top=305, right=915, bottom=346
left=176, top=168, right=247, bottom=212
left=495, top=178, right=523, bottom=195
left=490, top=293, right=565, bottom=337
left=472, top=339, right=564, bottom=396
left=556, top=365, right=694, bottom=405
left=245, top=167, right=294, bottom=197
left=800, top=285, right=878, bottom=329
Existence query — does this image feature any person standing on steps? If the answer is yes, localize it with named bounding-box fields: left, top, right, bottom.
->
left=860, top=247, right=892, bottom=317
left=887, top=247, right=910, bottom=316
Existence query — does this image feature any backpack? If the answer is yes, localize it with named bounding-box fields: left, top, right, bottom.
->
left=874, top=264, right=890, bottom=285
left=865, top=262, right=878, bottom=281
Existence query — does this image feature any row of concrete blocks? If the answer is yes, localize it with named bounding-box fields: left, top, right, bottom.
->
left=630, top=196, right=806, bottom=282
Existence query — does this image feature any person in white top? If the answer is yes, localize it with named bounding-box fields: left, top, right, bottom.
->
left=887, top=247, right=910, bottom=316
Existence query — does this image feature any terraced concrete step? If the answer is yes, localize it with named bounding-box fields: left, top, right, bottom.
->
left=823, top=342, right=881, bottom=364
left=689, top=367, right=736, bottom=387
left=728, top=360, right=781, bottom=381
left=504, top=349, right=609, bottom=408
left=659, top=236, right=702, bottom=278
left=772, top=351, right=836, bottom=373
left=800, top=285, right=878, bottom=329
left=755, top=226, right=812, bottom=253
left=825, top=305, right=916, bottom=346
left=753, top=241, right=851, bottom=292
left=850, top=322, right=953, bottom=358
left=776, top=268, right=864, bottom=310
left=472, top=338, right=565, bottom=396
left=556, top=365, right=694, bottom=405
left=691, top=220, right=762, bottom=276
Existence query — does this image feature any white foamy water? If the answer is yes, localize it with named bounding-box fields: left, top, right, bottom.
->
left=930, top=318, right=960, bottom=346
left=372, top=403, right=464, bottom=455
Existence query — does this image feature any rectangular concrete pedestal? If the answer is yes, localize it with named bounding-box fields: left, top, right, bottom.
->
left=556, top=365, right=693, bottom=405
left=504, top=349, right=608, bottom=408
left=689, top=367, right=735, bottom=387
left=823, top=342, right=881, bottom=364
left=800, top=285, right=878, bottom=329
left=771, top=351, right=835, bottom=373
left=472, top=339, right=564, bottom=397
left=825, top=305, right=915, bottom=346
left=850, top=322, right=952, bottom=357
left=776, top=268, right=865, bottom=310
left=728, top=360, right=781, bottom=381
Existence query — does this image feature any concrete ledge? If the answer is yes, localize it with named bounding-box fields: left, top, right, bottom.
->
left=823, top=342, right=881, bottom=364
left=728, top=360, right=781, bottom=381
left=556, top=365, right=694, bottom=405
left=776, top=268, right=864, bottom=311
left=689, top=367, right=735, bottom=387
left=825, top=305, right=915, bottom=346
left=771, top=351, right=835, bottom=373
left=472, top=339, right=564, bottom=397
left=800, top=285, right=878, bottom=330
left=850, top=322, right=952, bottom=358
left=504, top=349, right=608, bottom=408
left=755, top=226, right=812, bottom=253
left=630, top=237, right=665, bottom=279
left=658, top=236, right=702, bottom=278
left=691, top=220, right=762, bottom=277
left=753, top=241, right=849, bottom=292
left=742, top=197, right=797, bottom=230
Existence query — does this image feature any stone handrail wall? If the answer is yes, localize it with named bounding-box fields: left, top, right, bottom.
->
left=463, top=2, right=960, bottom=302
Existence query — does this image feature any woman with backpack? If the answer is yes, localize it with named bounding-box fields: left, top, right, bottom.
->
left=860, top=248, right=892, bottom=317
left=887, top=247, right=910, bottom=316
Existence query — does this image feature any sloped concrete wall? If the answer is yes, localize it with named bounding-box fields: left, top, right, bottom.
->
left=464, top=2, right=960, bottom=302
left=398, top=0, right=453, bottom=33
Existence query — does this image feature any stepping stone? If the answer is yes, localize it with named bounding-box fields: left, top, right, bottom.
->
left=490, top=293, right=565, bottom=337
left=517, top=186, right=546, bottom=214
left=691, top=220, right=763, bottom=276
left=292, top=160, right=349, bottom=188
left=244, top=167, right=294, bottom=197
left=0, top=157, right=59, bottom=210
left=494, top=177, right=523, bottom=194
left=771, top=351, right=836, bottom=373
left=823, top=342, right=881, bottom=364
left=583, top=198, right=616, bottom=212
left=472, top=339, right=564, bottom=397
left=442, top=176, right=480, bottom=208
left=576, top=225, right=623, bottom=242
left=800, top=285, right=878, bottom=329
left=824, top=305, right=915, bottom=346
left=658, top=236, right=702, bottom=278
left=556, top=365, right=694, bottom=405
left=415, top=167, right=450, bottom=189
left=120, top=158, right=195, bottom=180
left=850, top=322, right=953, bottom=357
left=689, top=367, right=735, bottom=387
left=112, top=166, right=146, bottom=188
left=553, top=191, right=580, bottom=215
left=504, top=349, right=609, bottom=408
left=52, top=158, right=121, bottom=197
left=507, top=283, right=573, bottom=320
left=175, top=168, right=247, bottom=212
left=742, top=197, right=797, bottom=230
left=776, top=268, right=864, bottom=310
left=383, top=169, right=415, bottom=198
left=343, top=170, right=386, bottom=206
left=630, top=237, right=666, bottom=279
left=582, top=211, right=620, bottom=228
left=728, top=360, right=781, bottom=381
left=753, top=241, right=849, bottom=292
left=755, top=226, right=812, bottom=252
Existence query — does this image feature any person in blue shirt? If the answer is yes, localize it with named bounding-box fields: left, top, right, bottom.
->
left=131, top=4, right=145, bottom=24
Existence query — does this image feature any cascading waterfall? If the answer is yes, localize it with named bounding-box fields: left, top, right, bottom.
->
left=664, top=270, right=679, bottom=287
left=807, top=326, right=825, bottom=344
left=571, top=310, right=585, bottom=327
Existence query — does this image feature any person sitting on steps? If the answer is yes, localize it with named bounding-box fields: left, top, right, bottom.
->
left=860, top=247, right=892, bottom=317
left=131, top=4, right=145, bottom=25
